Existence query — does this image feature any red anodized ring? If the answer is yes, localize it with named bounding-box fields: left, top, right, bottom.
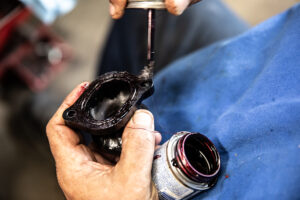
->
left=175, top=133, right=220, bottom=183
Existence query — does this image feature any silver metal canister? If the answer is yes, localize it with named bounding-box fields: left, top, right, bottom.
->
left=152, top=132, right=220, bottom=200
left=127, top=0, right=166, bottom=9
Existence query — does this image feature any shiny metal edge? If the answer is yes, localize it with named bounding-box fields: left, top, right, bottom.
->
left=127, top=2, right=166, bottom=9
left=167, top=132, right=211, bottom=191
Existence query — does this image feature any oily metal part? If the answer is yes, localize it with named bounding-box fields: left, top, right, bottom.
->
left=63, top=71, right=154, bottom=157
left=126, top=0, right=202, bottom=9
left=127, top=0, right=166, bottom=9
left=63, top=8, right=156, bottom=157
left=63, top=71, right=153, bottom=135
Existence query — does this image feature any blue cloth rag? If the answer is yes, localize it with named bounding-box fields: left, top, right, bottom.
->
left=145, top=3, right=300, bottom=199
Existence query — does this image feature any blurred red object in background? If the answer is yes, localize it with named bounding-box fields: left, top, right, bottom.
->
left=0, top=1, right=72, bottom=91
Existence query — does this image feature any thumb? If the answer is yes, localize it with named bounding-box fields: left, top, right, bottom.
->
left=117, top=109, right=155, bottom=177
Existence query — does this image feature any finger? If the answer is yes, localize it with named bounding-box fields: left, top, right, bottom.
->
left=165, top=0, right=190, bottom=15
left=117, top=109, right=155, bottom=178
left=50, top=82, right=89, bottom=126
left=110, top=0, right=127, bottom=19
left=165, top=0, right=201, bottom=15
left=154, top=131, right=162, bottom=145
left=46, top=82, right=89, bottom=160
left=155, top=145, right=161, bottom=151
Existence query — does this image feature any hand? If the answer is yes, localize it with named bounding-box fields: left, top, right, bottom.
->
left=110, top=0, right=202, bottom=19
left=46, top=82, right=162, bottom=200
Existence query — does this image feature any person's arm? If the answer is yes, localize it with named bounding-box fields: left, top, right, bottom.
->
left=110, top=0, right=201, bottom=19
left=46, top=82, right=161, bottom=200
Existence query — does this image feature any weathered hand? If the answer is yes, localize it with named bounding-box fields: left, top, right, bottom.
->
left=110, top=0, right=202, bottom=19
left=46, top=82, right=161, bottom=200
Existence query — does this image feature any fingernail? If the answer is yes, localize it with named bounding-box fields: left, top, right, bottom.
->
left=110, top=3, right=116, bottom=17
left=79, top=82, right=89, bottom=91
left=154, top=131, right=161, bottom=138
left=83, top=82, right=89, bottom=89
left=132, top=110, right=153, bottom=127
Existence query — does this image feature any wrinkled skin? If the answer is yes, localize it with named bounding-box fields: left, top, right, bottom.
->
left=46, top=82, right=162, bottom=200
left=109, top=0, right=202, bottom=19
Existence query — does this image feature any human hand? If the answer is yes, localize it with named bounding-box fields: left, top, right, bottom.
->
left=46, top=82, right=161, bottom=200
left=110, top=0, right=202, bottom=19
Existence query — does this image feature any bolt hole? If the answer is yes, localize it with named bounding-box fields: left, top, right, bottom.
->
left=67, top=110, right=76, bottom=118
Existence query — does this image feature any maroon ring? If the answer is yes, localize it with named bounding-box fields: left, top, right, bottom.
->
left=175, top=133, right=220, bottom=183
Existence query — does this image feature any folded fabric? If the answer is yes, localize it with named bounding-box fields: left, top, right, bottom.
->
left=145, top=3, right=300, bottom=199
left=20, top=0, right=77, bottom=24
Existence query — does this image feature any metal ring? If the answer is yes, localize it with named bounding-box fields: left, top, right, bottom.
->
left=127, top=1, right=166, bottom=9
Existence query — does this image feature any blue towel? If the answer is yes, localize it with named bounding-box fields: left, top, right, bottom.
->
left=145, top=3, right=300, bottom=199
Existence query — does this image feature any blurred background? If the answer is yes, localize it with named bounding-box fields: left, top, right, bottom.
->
left=0, top=0, right=298, bottom=199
